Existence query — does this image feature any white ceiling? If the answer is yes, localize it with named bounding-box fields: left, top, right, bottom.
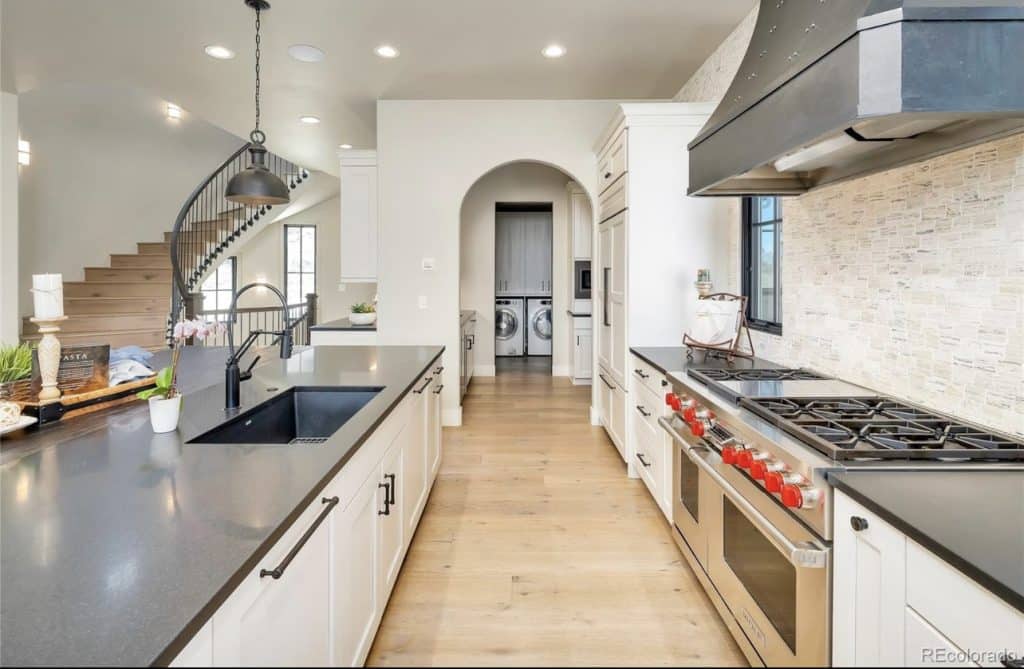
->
left=1, top=0, right=754, bottom=175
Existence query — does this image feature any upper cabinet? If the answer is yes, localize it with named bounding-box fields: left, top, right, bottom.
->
left=567, top=182, right=592, bottom=260
left=495, top=210, right=552, bottom=297
left=339, top=150, right=378, bottom=284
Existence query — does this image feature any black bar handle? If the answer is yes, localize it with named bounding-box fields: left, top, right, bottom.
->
left=260, top=496, right=339, bottom=579
left=413, top=377, right=433, bottom=394
left=434, top=365, right=444, bottom=374
left=599, top=374, right=614, bottom=390
left=636, top=405, right=651, bottom=417
left=378, top=482, right=391, bottom=515
left=385, top=473, right=396, bottom=506
left=433, top=383, right=444, bottom=394
left=634, top=369, right=649, bottom=379
left=636, top=453, right=651, bottom=468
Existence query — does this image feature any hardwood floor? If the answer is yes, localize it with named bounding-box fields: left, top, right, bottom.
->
left=367, top=364, right=746, bottom=667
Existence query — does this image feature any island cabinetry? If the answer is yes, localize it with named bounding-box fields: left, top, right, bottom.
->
left=174, top=358, right=442, bottom=668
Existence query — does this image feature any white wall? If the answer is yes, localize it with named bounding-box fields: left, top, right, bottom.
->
left=376, top=99, right=618, bottom=425
left=232, top=194, right=376, bottom=321
left=16, top=83, right=242, bottom=318
left=460, top=162, right=579, bottom=376
left=0, top=90, right=18, bottom=343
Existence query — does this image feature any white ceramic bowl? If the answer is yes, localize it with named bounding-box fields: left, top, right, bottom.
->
left=349, top=312, right=377, bottom=326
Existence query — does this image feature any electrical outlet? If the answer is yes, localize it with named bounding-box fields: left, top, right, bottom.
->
left=418, top=295, right=428, bottom=309
left=422, top=257, right=435, bottom=271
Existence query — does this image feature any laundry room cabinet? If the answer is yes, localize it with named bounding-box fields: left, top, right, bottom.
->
left=592, top=103, right=729, bottom=468
left=495, top=211, right=552, bottom=296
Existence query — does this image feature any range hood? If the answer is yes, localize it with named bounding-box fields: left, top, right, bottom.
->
left=688, top=0, right=1024, bottom=196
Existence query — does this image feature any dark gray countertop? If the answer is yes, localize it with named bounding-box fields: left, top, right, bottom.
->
left=829, top=470, right=1024, bottom=614
left=629, top=346, right=783, bottom=377
left=0, top=344, right=443, bottom=666
left=310, top=315, right=377, bottom=331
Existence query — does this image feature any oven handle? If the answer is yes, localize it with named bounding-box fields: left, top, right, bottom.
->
left=659, top=416, right=705, bottom=452
left=659, top=417, right=828, bottom=569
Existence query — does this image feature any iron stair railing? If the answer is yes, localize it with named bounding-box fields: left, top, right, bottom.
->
left=168, top=144, right=309, bottom=343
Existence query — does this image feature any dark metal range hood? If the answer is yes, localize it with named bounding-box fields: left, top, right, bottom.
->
left=688, top=0, right=1024, bottom=196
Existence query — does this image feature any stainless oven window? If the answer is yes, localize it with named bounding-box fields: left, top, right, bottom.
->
left=723, top=498, right=798, bottom=652
left=679, top=452, right=700, bottom=521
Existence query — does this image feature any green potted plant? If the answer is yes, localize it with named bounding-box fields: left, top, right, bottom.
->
left=350, top=302, right=377, bottom=326
left=0, top=343, right=34, bottom=400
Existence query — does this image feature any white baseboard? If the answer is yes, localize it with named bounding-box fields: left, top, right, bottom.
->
left=474, top=364, right=495, bottom=377
left=552, top=364, right=570, bottom=377
left=590, top=405, right=600, bottom=425
left=571, top=377, right=592, bottom=386
left=442, top=406, right=462, bottom=427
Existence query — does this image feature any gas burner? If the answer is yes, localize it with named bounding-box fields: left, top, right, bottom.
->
left=740, top=395, right=1024, bottom=461
left=690, top=367, right=829, bottom=382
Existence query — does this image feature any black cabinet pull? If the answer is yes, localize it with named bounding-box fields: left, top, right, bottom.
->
left=378, top=482, right=391, bottom=516
left=599, top=374, right=615, bottom=390
left=434, top=365, right=444, bottom=374
left=604, top=171, right=612, bottom=179
left=634, top=369, right=649, bottom=379
left=636, top=405, right=651, bottom=417
left=636, top=453, right=651, bottom=468
left=602, top=268, right=611, bottom=327
left=260, top=496, right=339, bottom=579
left=413, top=377, right=433, bottom=394
left=661, top=379, right=668, bottom=387
left=433, top=384, right=444, bottom=394
left=850, top=516, right=869, bottom=532
left=385, top=473, right=396, bottom=505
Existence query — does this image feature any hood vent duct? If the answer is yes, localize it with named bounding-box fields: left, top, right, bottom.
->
left=688, top=0, right=1024, bottom=197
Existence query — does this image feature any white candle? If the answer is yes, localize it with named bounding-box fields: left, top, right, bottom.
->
left=32, top=273, right=64, bottom=319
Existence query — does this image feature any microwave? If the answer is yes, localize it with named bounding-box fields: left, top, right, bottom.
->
left=574, top=260, right=591, bottom=299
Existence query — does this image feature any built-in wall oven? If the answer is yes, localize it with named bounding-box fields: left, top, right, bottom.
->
left=573, top=260, right=591, bottom=299
left=661, top=413, right=830, bottom=667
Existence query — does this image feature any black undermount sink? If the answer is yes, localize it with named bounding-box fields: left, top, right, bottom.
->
left=188, top=386, right=383, bottom=445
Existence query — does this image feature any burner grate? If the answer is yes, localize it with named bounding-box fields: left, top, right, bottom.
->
left=691, top=367, right=829, bottom=383
left=739, top=395, right=1024, bottom=461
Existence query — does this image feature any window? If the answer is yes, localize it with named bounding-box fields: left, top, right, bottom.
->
left=742, top=196, right=782, bottom=334
left=284, top=224, right=316, bottom=305
left=200, top=257, right=236, bottom=320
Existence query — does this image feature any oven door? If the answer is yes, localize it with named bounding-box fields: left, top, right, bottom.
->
left=661, top=415, right=713, bottom=569
left=687, top=446, right=830, bottom=667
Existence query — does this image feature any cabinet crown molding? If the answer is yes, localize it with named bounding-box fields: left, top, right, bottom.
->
left=338, top=149, right=378, bottom=166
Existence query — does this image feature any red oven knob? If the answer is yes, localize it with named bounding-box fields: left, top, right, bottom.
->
left=688, top=420, right=705, bottom=437
left=781, top=484, right=804, bottom=508
left=764, top=471, right=784, bottom=493
left=735, top=449, right=756, bottom=469
left=664, top=392, right=676, bottom=408
left=721, top=446, right=738, bottom=464
left=682, top=406, right=697, bottom=422
left=750, top=460, right=768, bottom=480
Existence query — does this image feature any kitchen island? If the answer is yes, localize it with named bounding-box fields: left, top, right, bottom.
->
left=1, top=344, right=444, bottom=666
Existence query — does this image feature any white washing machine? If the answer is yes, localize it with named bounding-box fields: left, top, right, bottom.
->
left=495, top=298, right=524, bottom=357
left=526, top=298, right=552, bottom=356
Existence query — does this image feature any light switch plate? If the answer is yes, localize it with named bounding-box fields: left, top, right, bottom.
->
left=418, top=295, right=428, bottom=309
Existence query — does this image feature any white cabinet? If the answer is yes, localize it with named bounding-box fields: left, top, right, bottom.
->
left=460, top=315, right=476, bottom=400
left=570, top=316, right=592, bottom=384
left=834, top=490, right=1024, bottom=667
left=338, top=150, right=378, bottom=283
left=211, top=497, right=333, bottom=667
left=330, top=469, right=382, bottom=667
left=597, top=364, right=626, bottom=461
left=176, top=358, right=444, bottom=668
left=523, top=214, right=553, bottom=294
left=568, top=182, right=592, bottom=260
left=596, top=210, right=627, bottom=386
left=628, top=354, right=672, bottom=520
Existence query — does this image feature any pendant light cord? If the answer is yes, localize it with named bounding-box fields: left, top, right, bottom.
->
left=251, top=6, right=264, bottom=145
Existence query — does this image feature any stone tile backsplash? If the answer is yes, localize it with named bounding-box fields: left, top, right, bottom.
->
left=675, top=6, right=1024, bottom=436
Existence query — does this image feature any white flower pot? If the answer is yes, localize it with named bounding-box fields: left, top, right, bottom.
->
left=349, top=312, right=377, bottom=326
left=148, top=395, right=182, bottom=433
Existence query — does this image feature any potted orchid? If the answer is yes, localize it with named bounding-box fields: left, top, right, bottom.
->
left=138, top=318, right=226, bottom=433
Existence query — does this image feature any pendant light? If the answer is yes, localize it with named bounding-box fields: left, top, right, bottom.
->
left=225, top=0, right=290, bottom=206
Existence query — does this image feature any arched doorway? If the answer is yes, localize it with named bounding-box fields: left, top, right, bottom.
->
left=458, top=160, right=595, bottom=386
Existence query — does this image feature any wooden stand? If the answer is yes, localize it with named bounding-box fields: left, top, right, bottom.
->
left=683, top=293, right=756, bottom=362
left=14, top=375, right=157, bottom=426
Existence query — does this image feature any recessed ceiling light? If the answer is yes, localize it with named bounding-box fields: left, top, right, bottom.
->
left=374, top=44, right=399, bottom=59
left=542, top=44, right=566, bottom=58
left=288, top=44, right=325, bottom=63
left=299, top=115, right=321, bottom=125
left=339, top=143, right=353, bottom=149
left=204, top=45, right=235, bottom=60
left=166, top=103, right=183, bottom=120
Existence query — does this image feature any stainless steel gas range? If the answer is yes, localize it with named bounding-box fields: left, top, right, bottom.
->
left=660, top=367, right=1024, bottom=667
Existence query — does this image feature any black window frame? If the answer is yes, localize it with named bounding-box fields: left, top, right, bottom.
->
left=741, top=196, right=783, bottom=335
left=199, top=256, right=237, bottom=321
left=283, top=224, right=316, bottom=306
